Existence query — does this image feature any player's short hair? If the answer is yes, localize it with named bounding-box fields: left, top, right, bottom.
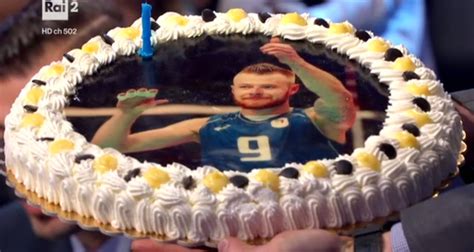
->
left=239, top=63, right=295, bottom=80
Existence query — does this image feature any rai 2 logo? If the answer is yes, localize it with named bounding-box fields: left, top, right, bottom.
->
left=41, top=0, right=79, bottom=21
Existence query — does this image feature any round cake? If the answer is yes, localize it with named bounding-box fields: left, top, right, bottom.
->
left=3, top=9, right=464, bottom=245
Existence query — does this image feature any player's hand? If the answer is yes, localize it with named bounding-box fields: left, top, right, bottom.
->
left=116, top=88, right=168, bottom=115
left=260, top=37, right=305, bottom=66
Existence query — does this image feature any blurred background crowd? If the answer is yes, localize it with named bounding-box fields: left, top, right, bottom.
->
left=0, top=0, right=473, bottom=251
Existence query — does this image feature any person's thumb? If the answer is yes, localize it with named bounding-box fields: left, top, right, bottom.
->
left=218, top=237, right=261, bottom=252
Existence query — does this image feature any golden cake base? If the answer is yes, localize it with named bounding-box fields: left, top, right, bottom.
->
left=5, top=167, right=460, bottom=248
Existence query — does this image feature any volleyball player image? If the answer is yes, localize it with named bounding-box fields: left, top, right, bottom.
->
left=92, top=38, right=356, bottom=172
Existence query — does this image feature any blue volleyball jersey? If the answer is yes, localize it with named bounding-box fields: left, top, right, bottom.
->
left=199, top=108, right=341, bottom=172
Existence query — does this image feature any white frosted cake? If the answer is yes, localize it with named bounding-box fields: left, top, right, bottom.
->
left=3, top=9, right=464, bottom=245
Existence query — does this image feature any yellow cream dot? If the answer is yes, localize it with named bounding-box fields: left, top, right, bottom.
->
left=405, top=110, right=433, bottom=127
left=165, top=15, right=189, bottom=27
left=355, top=152, right=381, bottom=172
left=117, top=27, right=141, bottom=40
left=254, top=169, right=280, bottom=192
left=367, top=38, right=389, bottom=52
left=25, top=87, right=44, bottom=105
left=93, top=154, right=118, bottom=174
left=394, top=131, right=420, bottom=149
left=48, top=139, right=75, bottom=155
left=303, top=161, right=329, bottom=178
left=82, top=42, right=100, bottom=54
left=143, top=167, right=170, bottom=189
left=45, top=63, right=65, bottom=78
left=203, top=171, right=229, bottom=194
left=393, top=56, right=416, bottom=71
left=280, top=12, right=307, bottom=26
left=329, top=22, right=353, bottom=34
left=21, top=113, right=45, bottom=128
left=405, top=83, right=431, bottom=96
left=227, top=8, right=248, bottom=22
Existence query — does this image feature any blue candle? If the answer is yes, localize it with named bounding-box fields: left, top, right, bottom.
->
left=139, top=1, right=153, bottom=58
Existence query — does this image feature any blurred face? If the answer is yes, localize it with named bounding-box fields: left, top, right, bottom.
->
left=22, top=202, right=78, bottom=240
left=232, top=72, right=299, bottom=110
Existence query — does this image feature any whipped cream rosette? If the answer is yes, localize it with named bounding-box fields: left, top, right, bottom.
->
left=351, top=148, right=391, bottom=218
left=44, top=133, right=88, bottom=204
left=156, top=12, right=204, bottom=40
left=62, top=49, right=100, bottom=76
left=155, top=182, right=192, bottom=240
left=107, top=26, right=142, bottom=56
left=331, top=156, right=373, bottom=224
left=346, top=37, right=392, bottom=67
left=273, top=13, right=310, bottom=40
left=187, top=184, right=218, bottom=243
left=215, top=183, right=249, bottom=239
left=62, top=36, right=117, bottom=71
left=287, top=161, right=340, bottom=229
left=202, top=9, right=261, bottom=36
left=32, top=62, right=82, bottom=95
left=314, top=21, right=360, bottom=53
left=279, top=169, right=310, bottom=230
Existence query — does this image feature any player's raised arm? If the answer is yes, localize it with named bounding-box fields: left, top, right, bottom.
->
left=260, top=38, right=356, bottom=143
left=91, top=88, right=208, bottom=153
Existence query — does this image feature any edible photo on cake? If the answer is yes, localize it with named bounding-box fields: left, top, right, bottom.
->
left=68, top=33, right=388, bottom=171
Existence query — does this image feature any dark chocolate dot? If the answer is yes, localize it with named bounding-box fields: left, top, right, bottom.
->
left=100, top=34, right=114, bottom=45
left=23, top=105, right=38, bottom=113
left=314, top=18, right=329, bottom=28
left=355, top=30, right=371, bottom=42
left=201, top=9, right=216, bottom=22
left=384, top=48, right=403, bottom=62
left=37, top=137, right=55, bottom=142
left=74, top=154, right=95, bottom=164
left=151, top=21, right=160, bottom=31
left=124, top=168, right=141, bottom=182
left=63, top=53, right=75, bottom=63
left=335, top=160, right=353, bottom=175
left=402, top=71, right=420, bottom=81
left=258, top=12, right=271, bottom=23
left=402, top=123, right=420, bottom=137
left=32, top=79, right=46, bottom=86
left=279, top=167, right=300, bottom=179
left=182, top=176, right=196, bottom=190
left=229, top=175, right=249, bottom=188
left=412, top=97, right=431, bottom=112
left=379, top=143, right=397, bottom=159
